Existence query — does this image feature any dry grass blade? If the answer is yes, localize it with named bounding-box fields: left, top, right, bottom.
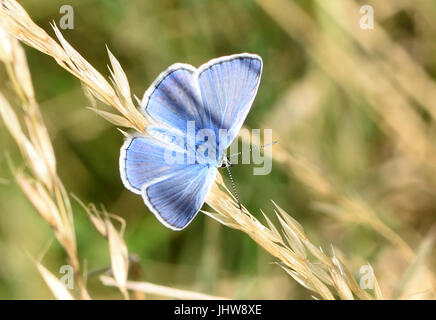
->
left=36, top=263, right=75, bottom=300
left=372, top=267, right=384, bottom=300
left=392, top=228, right=436, bottom=299
left=205, top=174, right=381, bottom=300
left=270, top=135, right=436, bottom=298
left=1, top=21, right=136, bottom=298
left=0, top=22, right=13, bottom=61
left=87, top=107, right=134, bottom=128
left=106, top=46, right=132, bottom=105
left=279, top=264, right=316, bottom=292
left=330, top=256, right=354, bottom=300
left=100, top=276, right=229, bottom=300
left=106, top=218, right=129, bottom=299
left=15, top=172, right=63, bottom=233
left=0, top=92, right=52, bottom=189
left=78, top=201, right=108, bottom=238
left=0, top=17, right=89, bottom=299
left=74, top=198, right=130, bottom=299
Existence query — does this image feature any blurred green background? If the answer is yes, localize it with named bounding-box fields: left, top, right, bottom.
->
left=1, top=0, right=436, bottom=299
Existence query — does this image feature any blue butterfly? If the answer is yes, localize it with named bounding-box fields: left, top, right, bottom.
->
left=120, top=53, right=263, bottom=230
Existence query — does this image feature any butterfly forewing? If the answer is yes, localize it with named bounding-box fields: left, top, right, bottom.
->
left=198, top=54, right=262, bottom=150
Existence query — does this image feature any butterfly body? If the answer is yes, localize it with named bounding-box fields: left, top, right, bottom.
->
left=120, top=53, right=263, bottom=230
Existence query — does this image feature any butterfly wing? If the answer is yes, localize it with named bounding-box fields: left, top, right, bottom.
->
left=120, top=134, right=187, bottom=195
left=144, top=164, right=217, bottom=230
left=120, top=135, right=217, bottom=230
left=142, top=64, right=203, bottom=135
left=197, top=53, right=263, bottom=150
left=122, top=64, right=219, bottom=230
left=143, top=54, right=263, bottom=151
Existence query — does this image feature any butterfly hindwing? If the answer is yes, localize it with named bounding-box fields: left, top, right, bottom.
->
left=120, top=135, right=186, bottom=194
left=144, top=165, right=217, bottom=230
left=121, top=135, right=217, bottom=230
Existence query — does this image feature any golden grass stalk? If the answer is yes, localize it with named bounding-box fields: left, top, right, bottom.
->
left=269, top=140, right=415, bottom=259
left=0, top=19, right=90, bottom=299
left=105, top=218, right=129, bottom=299
left=255, top=0, right=436, bottom=297
left=1, top=0, right=386, bottom=299
left=205, top=175, right=378, bottom=300
left=241, top=127, right=435, bottom=296
left=391, top=227, right=436, bottom=299
left=73, top=199, right=130, bottom=299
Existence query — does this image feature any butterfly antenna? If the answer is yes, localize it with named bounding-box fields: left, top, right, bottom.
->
left=225, top=164, right=243, bottom=211
left=229, top=141, right=277, bottom=159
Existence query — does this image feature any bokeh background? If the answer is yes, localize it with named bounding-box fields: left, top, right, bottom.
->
left=1, top=0, right=436, bottom=299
